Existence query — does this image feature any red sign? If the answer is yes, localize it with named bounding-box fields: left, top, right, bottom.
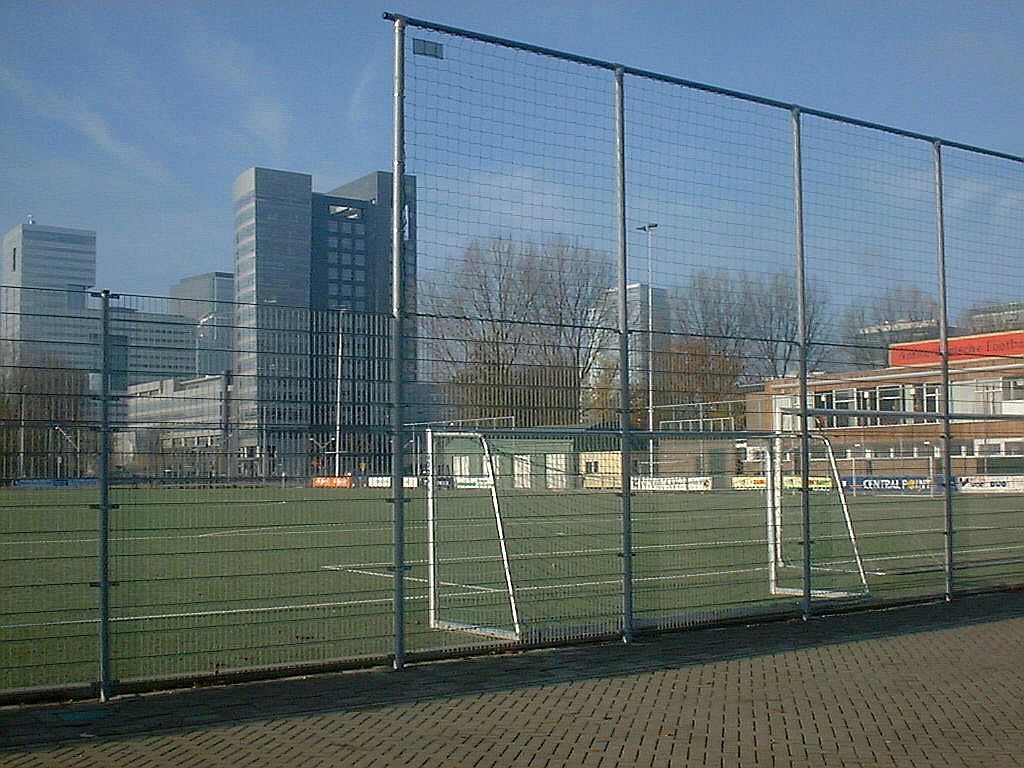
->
left=889, top=330, right=1024, bottom=367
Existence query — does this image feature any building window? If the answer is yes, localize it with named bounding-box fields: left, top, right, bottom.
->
left=329, top=205, right=361, bottom=219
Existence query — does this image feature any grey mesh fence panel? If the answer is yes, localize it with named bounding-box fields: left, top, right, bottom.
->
left=0, top=287, right=100, bottom=692
left=623, top=74, right=799, bottom=627
left=402, top=25, right=621, bottom=654
left=103, top=295, right=395, bottom=684
left=799, top=117, right=948, bottom=604
left=943, top=148, right=1024, bottom=593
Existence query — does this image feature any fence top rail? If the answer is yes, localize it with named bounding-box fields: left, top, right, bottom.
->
left=384, top=12, right=1022, bottom=163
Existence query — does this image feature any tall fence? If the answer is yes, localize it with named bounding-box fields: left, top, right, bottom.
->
left=1, top=14, right=1022, bottom=701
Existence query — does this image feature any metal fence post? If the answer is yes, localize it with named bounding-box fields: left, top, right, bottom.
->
left=791, top=108, right=813, bottom=620
left=391, top=15, right=407, bottom=670
left=934, top=140, right=955, bottom=601
left=615, top=66, right=634, bottom=643
left=95, top=289, right=115, bottom=701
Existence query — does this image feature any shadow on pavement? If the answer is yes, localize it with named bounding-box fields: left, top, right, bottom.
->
left=3, top=589, right=1023, bottom=751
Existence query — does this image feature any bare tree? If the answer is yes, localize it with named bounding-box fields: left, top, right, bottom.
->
left=673, top=269, right=829, bottom=382
left=840, top=286, right=939, bottom=368
left=426, top=236, right=613, bottom=427
left=0, top=350, right=94, bottom=479
left=744, top=273, right=829, bottom=379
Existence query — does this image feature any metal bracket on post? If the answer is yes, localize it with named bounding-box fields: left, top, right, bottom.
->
left=615, top=65, right=634, bottom=644
left=390, top=14, right=407, bottom=671
left=934, top=140, right=955, bottom=601
left=791, top=108, right=813, bottom=621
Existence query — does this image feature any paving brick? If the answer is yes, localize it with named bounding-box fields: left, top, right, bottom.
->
left=3, top=594, right=1024, bottom=766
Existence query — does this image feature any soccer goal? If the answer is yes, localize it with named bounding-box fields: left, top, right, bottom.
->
left=425, top=429, right=522, bottom=641
left=755, top=434, right=869, bottom=599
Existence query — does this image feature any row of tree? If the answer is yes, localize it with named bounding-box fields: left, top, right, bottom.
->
left=0, top=350, right=95, bottom=478
left=423, top=237, right=959, bottom=428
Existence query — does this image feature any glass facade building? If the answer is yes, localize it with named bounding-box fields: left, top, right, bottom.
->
left=231, top=168, right=416, bottom=477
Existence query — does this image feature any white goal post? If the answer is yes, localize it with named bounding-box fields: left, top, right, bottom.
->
left=425, top=429, right=522, bottom=641
left=759, top=433, right=869, bottom=599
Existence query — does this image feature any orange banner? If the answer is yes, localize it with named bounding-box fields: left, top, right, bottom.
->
left=312, top=476, right=354, bottom=488
left=890, top=330, right=1024, bottom=367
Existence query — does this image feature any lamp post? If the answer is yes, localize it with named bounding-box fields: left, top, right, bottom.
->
left=637, top=223, right=658, bottom=478
left=195, top=312, right=216, bottom=375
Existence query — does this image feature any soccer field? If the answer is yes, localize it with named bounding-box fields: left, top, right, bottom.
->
left=3, top=485, right=1023, bottom=693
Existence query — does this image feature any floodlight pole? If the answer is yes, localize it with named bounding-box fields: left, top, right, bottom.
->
left=638, top=223, right=658, bottom=478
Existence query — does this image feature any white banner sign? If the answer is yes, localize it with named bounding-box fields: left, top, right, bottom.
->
left=368, top=476, right=419, bottom=488
left=633, top=476, right=712, bottom=492
left=957, top=475, right=1024, bottom=494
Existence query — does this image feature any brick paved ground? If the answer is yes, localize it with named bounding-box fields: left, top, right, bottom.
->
left=3, top=592, right=1024, bottom=767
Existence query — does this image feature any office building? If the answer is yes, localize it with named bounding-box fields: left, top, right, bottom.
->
left=231, top=168, right=416, bottom=477
left=581, top=283, right=670, bottom=423
left=170, top=272, right=235, bottom=375
left=967, top=301, right=1024, bottom=335
left=1, top=220, right=97, bottom=370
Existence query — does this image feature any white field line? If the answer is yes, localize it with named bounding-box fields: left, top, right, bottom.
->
left=1, top=595, right=420, bottom=629
left=5, top=524, right=411, bottom=548
left=321, top=566, right=501, bottom=594
left=8, top=513, right=1015, bottom=549
left=322, top=562, right=772, bottom=594
left=9, top=538, right=1024, bottom=631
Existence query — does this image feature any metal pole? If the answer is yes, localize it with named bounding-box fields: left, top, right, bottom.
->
left=615, top=66, right=634, bottom=643
left=934, top=140, right=955, bottom=600
left=792, top=107, right=812, bottom=620
left=390, top=15, right=407, bottom=669
left=637, top=223, right=658, bottom=478
left=96, top=289, right=114, bottom=701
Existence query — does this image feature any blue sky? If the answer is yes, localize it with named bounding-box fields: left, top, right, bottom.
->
left=1, top=1, right=1021, bottom=296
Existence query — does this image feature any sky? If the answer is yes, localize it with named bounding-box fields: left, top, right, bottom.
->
left=1, top=0, right=1021, bottom=297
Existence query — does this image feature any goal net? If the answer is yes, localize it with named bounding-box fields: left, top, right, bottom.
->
left=755, top=434, right=868, bottom=599
left=425, top=430, right=521, bottom=641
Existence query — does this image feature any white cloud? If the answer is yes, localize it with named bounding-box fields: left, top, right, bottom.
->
left=176, top=10, right=292, bottom=157
left=0, top=65, right=179, bottom=189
